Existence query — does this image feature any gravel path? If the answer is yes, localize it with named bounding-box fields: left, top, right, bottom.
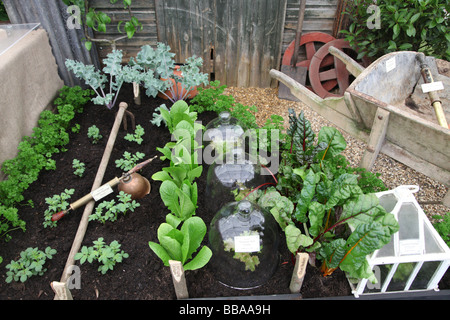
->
left=225, top=87, right=448, bottom=219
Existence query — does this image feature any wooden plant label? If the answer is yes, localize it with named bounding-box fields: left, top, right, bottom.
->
left=169, top=260, right=189, bottom=299
left=289, top=252, right=309, bottom=294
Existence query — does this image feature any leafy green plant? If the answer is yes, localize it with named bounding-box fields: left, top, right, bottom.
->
left=89, top=191, right=140, bottom=224
left=72, top=159, right=86, bottom=177
left=341, top=0, right=450, bottom=60
left=87, top=125, right=103, bottom=144
left=5, top=247, right=56, bottom=283
left=151, top=101, right=203, bottom=221
left=131, top=43, right=209, bottom=103
left=150, top=100, right=198, bottom=134
left=0, top=86, right=91, bottom=263
left=43, top=189, right=75, bottom=228
left=115, top=151, right=146, bottom=171
left=53, top=85, right=94, bottom=112
left=236, top=109, right=397, bottom=282
left=124, top=124, right=145, bottom=145
left=75, top=238, right=128, bottom=274
left=148, top=215, right=212, bottom=271
left=190, top=80, right=235, bottom=114
left=71, top=123, right=81, bottom=133
left=223, top=231, right=262, bottom=271
left=66, top=49, right=142, bottom=109
left=432, top=212, right=450, bottom=247
left=61, top=0, right=142, bottom=50
left=0, top=206, right=26, bottom=244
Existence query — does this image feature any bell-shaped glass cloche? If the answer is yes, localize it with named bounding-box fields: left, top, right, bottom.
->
left=205, top=148, right=272, bottom=214
left=203, top=111, right=247, bottom=165
left=208, top=200, right=280, bottom=289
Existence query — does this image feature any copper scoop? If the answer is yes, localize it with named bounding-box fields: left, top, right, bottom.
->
left=51, top=156, right=157, bottom=221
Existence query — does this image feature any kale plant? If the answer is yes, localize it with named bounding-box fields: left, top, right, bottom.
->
left=66, top=50, right=142, bottom=109
left=131, top=43, right=209, bottom=103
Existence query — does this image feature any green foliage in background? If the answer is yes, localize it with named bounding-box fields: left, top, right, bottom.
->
left=341, top=0, right=450, bottom=60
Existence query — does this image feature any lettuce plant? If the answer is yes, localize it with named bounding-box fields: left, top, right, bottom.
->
left=148, top=215, right=212, bottom=271
left=151, top=101, right=203, bottom=221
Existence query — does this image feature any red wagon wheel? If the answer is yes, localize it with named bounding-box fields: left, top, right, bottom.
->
left=308, top=39, right=368, bottom=98
left=282, top=32, right=336, bottom=66
left=282, top=32, right=337, bottom=91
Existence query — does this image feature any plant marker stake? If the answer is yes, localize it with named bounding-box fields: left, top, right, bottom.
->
left=289, top=252, right=309, bottom=293
left=169, top=260, right=189, bottom=299
left=54, top=103, right=128, bottom=297
left=51, top=155, right=157, bottom=222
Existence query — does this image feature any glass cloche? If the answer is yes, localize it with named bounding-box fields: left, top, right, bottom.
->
left=205, top=148, right=272, bottom=214
left=203, top=111, right=247, bottom=165
left=208, top=200, right=280, bottom=289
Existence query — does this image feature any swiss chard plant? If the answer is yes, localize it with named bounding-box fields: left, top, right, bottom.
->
left=148, top=215, right=212, bottom=271
left=131, top=43, right=209, bottom=103
left=237, top=109, right=398, bottom=282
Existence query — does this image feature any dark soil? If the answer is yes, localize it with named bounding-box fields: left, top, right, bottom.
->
left=0, top=84, right=447, bottom=300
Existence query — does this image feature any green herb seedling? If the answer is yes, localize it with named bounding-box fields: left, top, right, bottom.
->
left=43, top=189, right=75, bottom=228
left=5, top=247, right=56, bottom=283
left=72, top=159, right=86, bottom=177
left=75, top=237, right=129, bottom=274
left=87, top=125, right=103, bottom=144
left=115, top=151, right=146, bottom=171
left=124, top=124, right=145, bottom=145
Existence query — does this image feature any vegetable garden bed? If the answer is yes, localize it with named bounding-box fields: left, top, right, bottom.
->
left=0, top=83, right=448, bottom=300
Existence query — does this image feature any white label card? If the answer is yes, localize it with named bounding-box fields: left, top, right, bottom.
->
left=421, top=81, right=444, bottom=93
left=385, top=57, right=396, bottom=72
left=91, top=184, right=114, bottom=201
left=234, top=234, right=260, bottom=253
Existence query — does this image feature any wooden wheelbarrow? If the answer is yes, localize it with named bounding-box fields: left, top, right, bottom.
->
left=270, top=48, right=450, bottom=207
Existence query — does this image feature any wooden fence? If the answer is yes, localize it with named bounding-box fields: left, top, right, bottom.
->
left=89, top=0, right=341, bottom=88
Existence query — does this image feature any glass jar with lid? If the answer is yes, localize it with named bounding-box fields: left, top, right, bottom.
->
left=205, top=148, right=272, bottom=214
left=203, top=111, right=247, bottom=166
left=208, top=200, right=280, bottom=289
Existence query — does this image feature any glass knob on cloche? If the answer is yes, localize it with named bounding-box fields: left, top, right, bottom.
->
left=208, top=200, right=280, bottom=289
left=203, top=111, right=247, bottom=165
